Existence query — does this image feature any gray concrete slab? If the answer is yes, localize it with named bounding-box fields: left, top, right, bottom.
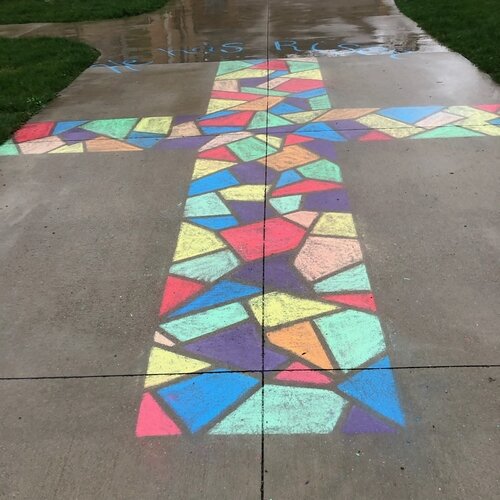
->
left=0, top=149, right=197, bottom=377
left=264, top=367, right=500, bottom=499
left=335, top=137, right=500, bottom=367
left=0, top=375, right=262, bottom=499
left=34, top=63, right=218, bottom=121
left=321, top=52, right=500, bottom=107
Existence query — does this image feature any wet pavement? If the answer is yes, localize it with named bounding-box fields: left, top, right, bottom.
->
left=0, top=0, right=445, bottom=64
left=1, top=1, right=499, bottom=499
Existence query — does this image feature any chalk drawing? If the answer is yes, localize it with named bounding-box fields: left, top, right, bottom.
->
left=135, top=58, right=408, bottom=436
left=2, top=59, right=499, bottom=436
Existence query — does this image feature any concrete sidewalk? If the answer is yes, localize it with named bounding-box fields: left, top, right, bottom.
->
left=0, top=1, right=499, bottom=498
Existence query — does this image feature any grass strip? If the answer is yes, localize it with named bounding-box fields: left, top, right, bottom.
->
left=0, top=37, right=98, bottom=144
left=0, top=0, right=167, bottom=24
left=396, top=0, right=500, bottom=83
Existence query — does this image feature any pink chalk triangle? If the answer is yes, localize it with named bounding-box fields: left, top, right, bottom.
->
left=476, top=104, right=500, bottom=113
left=284, top=211, right=319, bottom=228
left=284, top=134, right=313, bottom=146
left=275, top=361, right=332, bottom=385
left=136, top=393, right=182, bottom=437
left=154, top=330, right=175, bottom=347
left=359, top=130, right=393, bottom=142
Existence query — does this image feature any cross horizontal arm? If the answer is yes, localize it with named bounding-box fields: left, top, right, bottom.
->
left=2, top=104, right=499, bottom=156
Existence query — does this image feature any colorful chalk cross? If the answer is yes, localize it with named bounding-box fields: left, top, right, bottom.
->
left=139, top=58, right=408, bottom=437
left=3, top=59, right=499, bottom=436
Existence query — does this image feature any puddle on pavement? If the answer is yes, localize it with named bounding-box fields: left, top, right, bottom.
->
left=0, top=0, right=445, bottom=65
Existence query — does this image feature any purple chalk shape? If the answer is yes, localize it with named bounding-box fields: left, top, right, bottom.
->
left=342, top=406, right=396, bottom=434
left=156, top=136, right=210, bottom=149
left=302, top=139, right=337, bottom=160
left=229, top=253, right=312, bottom=295
left=303, top=189, right=350, bottom=212
left=60, top=129, right=99, bottom=141
left=183, top=321, right=287, bottom=370
left=231, top=161, right=277, bottom=183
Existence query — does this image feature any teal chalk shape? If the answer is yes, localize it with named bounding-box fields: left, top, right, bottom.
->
left=269, top=195, right=302, bottom=214
left=170, top=249, right=239, bottom=282
left=313, top=264, right=371, bottom=293
left=309, top=94, right=332, bottom=111
left=298, top=159, right=343, bottom=182
left=210, top=385, right=346, bottom=434
left=287, top=61, right=320, bottom=73
left=0, top=140, right=19, bottom=156
left=227, top=136, right=276, bottom=161
left=248, top=112, right=293, bottom=130
left=157, top=370, right=259, bottom=432
left=216, top=60, right=255, bottom=76
left=412, top=126, right=483, bottom=139
left=81, top=118, right=137, bottom=139
left=314, top=310, right=385, bottom=371
left=184, top=192, right=231, bottom=217
left=337, top=356, right=405, bottom=426
left=161, top=302, right=249, bottom=341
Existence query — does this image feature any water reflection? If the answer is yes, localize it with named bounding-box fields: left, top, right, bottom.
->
left=0, top=0, right=444, bottom=64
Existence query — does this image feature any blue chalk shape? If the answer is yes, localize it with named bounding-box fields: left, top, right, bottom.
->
left=297, top=123, right=345, bottom=142
left=293, top=88, right=327, bottom=98
left=269, top=70, right=289, bottom=78
left=271, top=103, right=303, bottom=115
left=188, top=170, right=239, bottom=196
left=127, top=131, right=165, bottom=148
left=53, top=121, right=86, bottom=135
left=200, top=126, right=244, bottom=134
left=276, top=170, right=303, bottom=187
left=337, top=356, right=406, bottom=426
left=157, top=370, right=259, bottom=432
left=490, top=118, right=500, bottom=126
left=199, top=110, right=237, bottom=121
left=378, top=106, right=444, bottom=124
left=169, top=280, right=261, bottom=317
left=189, top=215, right=238, bottom=230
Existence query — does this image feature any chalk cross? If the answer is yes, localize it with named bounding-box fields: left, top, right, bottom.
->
left=3, top=58, right=499, bottom=436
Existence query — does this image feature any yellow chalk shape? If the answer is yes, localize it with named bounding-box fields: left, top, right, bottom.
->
left=358, top=114, right=424, bottom=138
left=216, top=69, right=269, bottom=80
left=282, top=110, right=326, bottom=123
left=314, top=108, right=377, bottom=121
left=192, top=159, right=235, bottom=179
left=220, top=185, right=270, bottom=201
left=134, top=116, right=172, bottom=134
left=249, top=292, right=338, bottom=328
left=447, top=106, right=497, bottom=122
left=173, top=223, right=226, bottom=262
left=255, top=134, right=283, bottom=148
left=207, top=99, right=246, bottom=113
left=144, top=347, right=210, bottom=388
left=49, top=143, right=84, bottom=154
left=288, top=69, right=323, bottom=80
left=312, top=212, right=357, bottom=238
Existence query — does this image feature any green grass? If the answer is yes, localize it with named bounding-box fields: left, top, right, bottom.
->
left=0, top=0, right=167, bottom=23
left=396, top=0, right=500, bottom=83
left=0, top=37, right=98, bottom=144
